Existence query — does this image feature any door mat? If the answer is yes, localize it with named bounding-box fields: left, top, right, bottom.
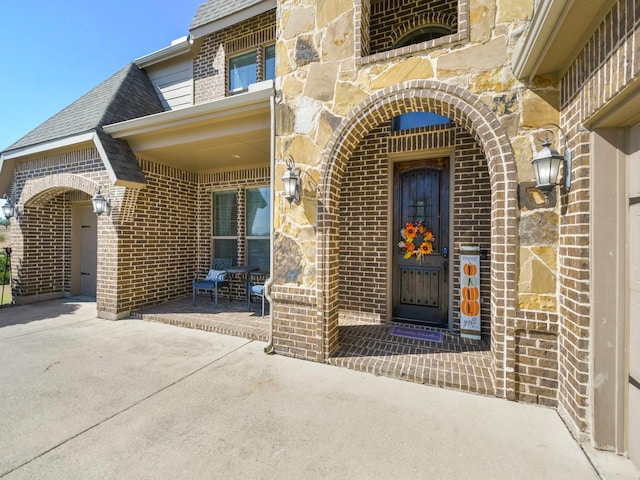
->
left=390, top=326, right=443, bottom=343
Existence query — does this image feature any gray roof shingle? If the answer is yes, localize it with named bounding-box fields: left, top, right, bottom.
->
left=6, top=63, right=163, bottom=152
left=3, top=63, right=163, bottom=187
left=190, top=0, right=265, bottom=30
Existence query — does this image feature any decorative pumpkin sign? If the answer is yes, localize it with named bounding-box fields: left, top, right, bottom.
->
left=461, top=299, right=480, bottom=316
left=462, top=286, right=479, bottom=301
left=460, top=254, right=481, bottom=340
left=463, top=263, right=477, bottom=277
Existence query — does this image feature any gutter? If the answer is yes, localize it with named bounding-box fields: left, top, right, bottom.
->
left=103, top=82, right=274, bottom=138
left=263, top=93, right=275, bottom=354
left=134, top=36, right=193, bottom=69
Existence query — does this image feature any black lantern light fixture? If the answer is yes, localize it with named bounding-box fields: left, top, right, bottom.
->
left=91, top=187, right=110, bottom=216
left=1, top=195, right=17, bottom=219
left=281, top=156, right=301, bottom=204
left=531, top=123, right=572, bottom=195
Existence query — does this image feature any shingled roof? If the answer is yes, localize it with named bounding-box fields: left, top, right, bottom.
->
left=6, top=63, right=163, bottom=152
left=2, top=63, right=163, bottom=187
left=190, top=0, right=266, bottom=30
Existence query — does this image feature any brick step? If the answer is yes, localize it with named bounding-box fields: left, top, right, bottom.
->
left=330, top=323, right=495, bottom=396
left=338, top=323, right=490, bottom=354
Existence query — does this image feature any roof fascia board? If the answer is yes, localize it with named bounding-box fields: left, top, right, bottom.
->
left=190, top=0, right=276, bottom=39
left=1, top=132, right=95, bottom=160
left=512, top=0, right=573, bottom=81
left=104, top=82, right=274, bottom=138
left=135, top=37, right=193, bottom=68
left=0, top=156, right=16, bottom=196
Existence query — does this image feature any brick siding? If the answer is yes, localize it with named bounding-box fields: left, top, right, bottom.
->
left=556, top=0, right=639, bottom=434
left=338, top=121, right=492, bottom=337
left=9, top=148, right=108, bottom=302
left=193, top=9, right=276, bottom=104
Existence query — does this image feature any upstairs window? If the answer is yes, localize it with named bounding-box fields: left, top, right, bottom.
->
left=229, top=51, right=257, bottom=94
left=364, top=0, right=460, bottom=58
left=228, top=44, right=276, bottom=95
left=394, top=25, right=452, bottom=49
left=264, top=45, right=275, bottom=81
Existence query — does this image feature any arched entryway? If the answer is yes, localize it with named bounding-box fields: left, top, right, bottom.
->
left=14, top=174, right=104, bottom=302
left=318, top=80, right=518, bottom=398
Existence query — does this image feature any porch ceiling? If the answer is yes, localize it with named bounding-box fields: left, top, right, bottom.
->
left=103, top=85, right=273, bottom=173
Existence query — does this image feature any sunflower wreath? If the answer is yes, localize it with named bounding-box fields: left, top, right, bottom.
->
left=398, top=220, right=435, bottom=261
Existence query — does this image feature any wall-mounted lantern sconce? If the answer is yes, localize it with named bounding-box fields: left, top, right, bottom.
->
left=282, top=156, right=301, bottom=204
left=531, top=123, right=572, bottom=195
left=2, top=194, right=17, bottom=219
left=91, top=187, right=110, bottom=216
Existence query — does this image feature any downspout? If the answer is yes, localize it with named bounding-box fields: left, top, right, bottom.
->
left=263, top=92, right=276, bottom=354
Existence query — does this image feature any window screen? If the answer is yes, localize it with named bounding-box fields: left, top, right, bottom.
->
left=212, top=190, right=238, bottom=264
left=246, top=187, right=270, bottom=272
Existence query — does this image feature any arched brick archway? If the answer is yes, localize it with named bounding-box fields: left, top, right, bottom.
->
left=14, top=173, right=115, bottom=313
left=20, top=173, right=100, bottom=206
left=318, top=80, right=518, bottom=398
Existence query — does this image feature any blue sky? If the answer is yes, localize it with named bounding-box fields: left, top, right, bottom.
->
left=0, top=0, right=205, bottom=151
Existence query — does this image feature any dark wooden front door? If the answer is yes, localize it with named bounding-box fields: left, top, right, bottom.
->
left=393, top=159, right=449, bottom=326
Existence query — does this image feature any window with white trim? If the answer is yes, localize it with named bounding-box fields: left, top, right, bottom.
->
left=228, top=44, right=275, bottom=95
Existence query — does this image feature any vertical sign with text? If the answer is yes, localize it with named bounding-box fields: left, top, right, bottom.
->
left=460, top=254, right=481, bottom=340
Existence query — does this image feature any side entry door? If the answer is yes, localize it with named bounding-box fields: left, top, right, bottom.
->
left=80, top=206, right=97, bottom=297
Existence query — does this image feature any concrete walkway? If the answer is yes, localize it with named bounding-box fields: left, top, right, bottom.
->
left=0, top=298, right=638, bottom=479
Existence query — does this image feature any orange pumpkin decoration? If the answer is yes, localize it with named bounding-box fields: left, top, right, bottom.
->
left=463, top=263, right=477, bottom=276
left=461, top=299, right=480, bottom=316
left=462, top=286, right=479, bottom=301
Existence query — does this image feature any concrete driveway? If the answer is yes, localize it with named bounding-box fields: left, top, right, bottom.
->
left=0, top=298, right=636, bottom=479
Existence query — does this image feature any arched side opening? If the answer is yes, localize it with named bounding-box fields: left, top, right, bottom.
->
left=318, top=80, right=518, bottom=398
left=12, top=174, right=108, bottom=306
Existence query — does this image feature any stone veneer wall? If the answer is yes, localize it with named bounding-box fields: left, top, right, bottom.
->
left=274, top=1, right=560, bottom=403
left=193, top=9, right=276, bottom=104
left=554, top=0, right=640, bottom=436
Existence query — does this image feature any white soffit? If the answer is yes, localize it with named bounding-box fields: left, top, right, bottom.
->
left=513, top=0, right=616, bottom=81
left=103, top=84, right=274, bottom=173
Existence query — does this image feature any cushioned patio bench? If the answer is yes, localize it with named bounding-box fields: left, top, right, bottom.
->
left=192, top=258, right=233, bottom=306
